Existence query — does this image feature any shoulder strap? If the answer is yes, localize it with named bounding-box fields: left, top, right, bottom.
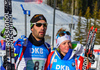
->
left=44, top=51, right=54, bottom=70
left=44, top=42, right=50, bottom=49
left=44, top=42, right=51, bottom=53
left=50, top=51, right=56, bottom=68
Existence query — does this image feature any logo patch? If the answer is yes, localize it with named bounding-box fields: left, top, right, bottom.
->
left=34, top=14, right=42, bottom=18
left=39, top=16, right=43, bottom=20
left=53, top=59, right=57, bottom=62
left=72, top=62, right=75, bottom=67
left=30, top=48, right=43, bottom=54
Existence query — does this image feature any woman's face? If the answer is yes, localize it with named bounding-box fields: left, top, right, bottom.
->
left=59, top=40, right=72, bottom=56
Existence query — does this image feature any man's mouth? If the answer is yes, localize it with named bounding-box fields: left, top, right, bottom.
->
left=39, top=32, right=44, bottom=34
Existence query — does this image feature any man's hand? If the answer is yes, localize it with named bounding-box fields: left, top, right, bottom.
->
left=23, top=38, right=28, bottom=47
left=88, top=53, right=95, bottom=64
left=3, top=55, right=7, bottom=69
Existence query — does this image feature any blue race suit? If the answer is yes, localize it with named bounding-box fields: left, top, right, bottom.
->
left=1, top=33, right=51, bottom=70
left=45, top=49, right=76, bottom=70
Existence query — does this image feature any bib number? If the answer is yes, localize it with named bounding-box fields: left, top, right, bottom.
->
left=26, top=60, right=45, bottom=70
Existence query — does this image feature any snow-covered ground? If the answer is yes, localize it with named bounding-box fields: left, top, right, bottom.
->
left=0, top=0, right=100, bottom=69
left=0, top=0, right=79, bottom=46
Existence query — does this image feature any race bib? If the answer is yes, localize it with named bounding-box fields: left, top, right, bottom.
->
left=26, top=60, right=45, bottom=70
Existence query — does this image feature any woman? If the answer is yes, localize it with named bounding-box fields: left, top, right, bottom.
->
left=44, top=28, right=84, bottom=70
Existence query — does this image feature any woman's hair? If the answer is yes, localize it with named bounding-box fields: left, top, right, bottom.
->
left=56, top=28, right=66, bottom=36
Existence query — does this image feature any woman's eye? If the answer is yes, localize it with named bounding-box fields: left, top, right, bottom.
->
left=63, top=42, right=66, bottom=45
left=68, top=42, right=71, bottom=44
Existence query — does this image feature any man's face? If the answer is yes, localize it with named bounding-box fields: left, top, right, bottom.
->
left=31, top=20, right=47, bottom=41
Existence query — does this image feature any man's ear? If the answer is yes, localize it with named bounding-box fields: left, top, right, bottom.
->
left=31, top=28, right=33, bottom=31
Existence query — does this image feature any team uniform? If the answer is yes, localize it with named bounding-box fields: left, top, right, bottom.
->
left=1, top=34, right=51, bottom=70
left=44, top=42, right=84, bottom=70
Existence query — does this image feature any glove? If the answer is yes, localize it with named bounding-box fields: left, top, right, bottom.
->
left=88, top=53, right=95, bottom=64
left=69, top=43, right=84, bottom=59
left=23, top=38, right=28, bottom=47
left=3, top=55, right=7, bottom=69
left=19, top=35, right=28, bottom=47
left=15, top=35, right=28, bottom=47
left=3, top=55, right=11, bottom=69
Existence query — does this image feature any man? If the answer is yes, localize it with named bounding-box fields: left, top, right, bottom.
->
left=2, top=14, right=51, bottom=70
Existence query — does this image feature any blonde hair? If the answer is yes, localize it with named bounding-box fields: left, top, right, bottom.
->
left=56, top=28, right=66, bottom=36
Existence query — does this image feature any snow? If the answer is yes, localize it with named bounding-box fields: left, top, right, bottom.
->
left=0, top=0, right=79, bottom=45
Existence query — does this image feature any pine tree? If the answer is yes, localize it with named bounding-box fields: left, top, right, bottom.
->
left=83, top=7, right=91, bottom=45
left=96, top=10, right=100, bottom=44
left=74, top=10, right=83, bottom=44
left=95, top=10, right=100, bottom=44
left=47, top=0, right=100, bottom=17
left=47, top=0, right=51, bottom=6
left=92, top=1, right=100, bottom=45
left=84, top=7, right=91, bottom=30
left=76, top=0, right=82, bottom=14
left=92, top=1, right=98, bottom=28
left=81, top=0, right=88, bottom=15
left=57, top=0, right=63, bottom=10
left=62, top=0, right=71, bottom=14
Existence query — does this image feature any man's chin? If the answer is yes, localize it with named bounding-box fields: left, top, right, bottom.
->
left=39, top=35, right=44, bottom=39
